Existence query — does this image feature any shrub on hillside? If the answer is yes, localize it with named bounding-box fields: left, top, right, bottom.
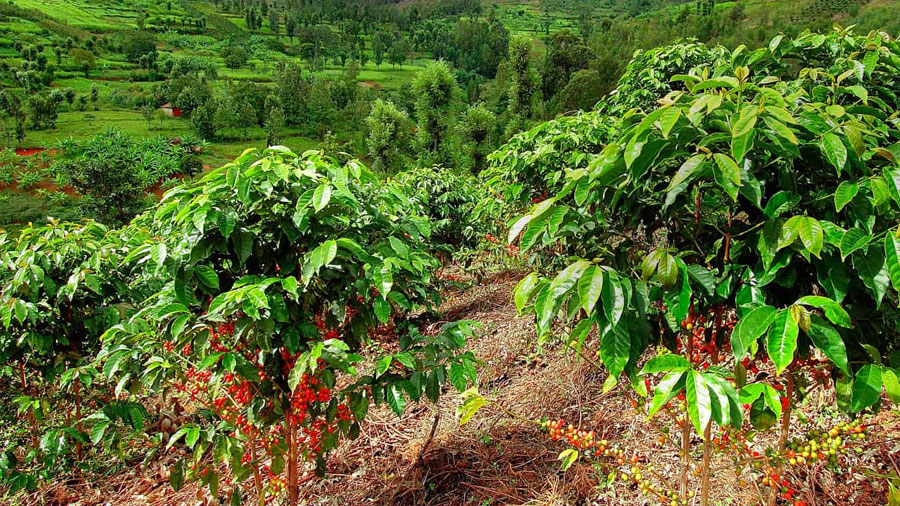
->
left=603, top=39, right=729, bottom=113
left=503, top=27, right=900, bottom=503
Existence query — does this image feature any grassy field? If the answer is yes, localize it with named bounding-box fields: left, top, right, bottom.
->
left=11, top=0, right=189, bottom=30
left=18, top=109, right=194, bottom=147
left=3, top=0, right=431, bottom=155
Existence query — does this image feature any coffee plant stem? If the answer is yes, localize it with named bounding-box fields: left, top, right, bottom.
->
left=287, top=417, right=299, bottom=506
left=701, top=423, right=712, bottom=506
left=724, top=209, right=733, bottom=263
left=680, top=309, right=694, bottom=498
left=694, top=191, right=701, bottom=237
left=768, top=371, right=796, bottom=506
left=779, top=372, right=795, bottom=453
left=701, top=308, right=724, bottom=506
left=74, top=377, right=82, bottom=462
left=417, top=410, right=441, bottom=465
left=251, top=441, right=264, bottom=506
left=564, top=340, right=606, bottom=372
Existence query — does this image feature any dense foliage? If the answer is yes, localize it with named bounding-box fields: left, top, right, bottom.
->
left=53, top=129, right=206, bottom=225
left=0, top=146, right=483, bottom=502
left=392, top=166, right=486, bottom=250
left=0, top=220, right=147, bottom=491
left=505, top=27, right=900, bottom=503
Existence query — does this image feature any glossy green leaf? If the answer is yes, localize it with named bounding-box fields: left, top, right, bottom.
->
left=386, top=383, right=406, bottom=416
left=795, top=296, right=851, bottom=328
left=599, top=324, right=630, bottom=379
left=312, top=184, right=332, bottom=212
left=766, top=310, right=799, bottom=375
left=833, top=181, right=858, bottom=212
left=685, top=370, right=712, bottom=436
left=558, top=448, right=579, bottom=471
left=664, top=155, right=706, bottom=208
left=851, top=365, right=882, bottom=412
left=713, top=153, right=741, bottom=201
left=806, top=315, right=849, bottom=375
left=513, top=272, right=541, bottom=314
left=731, top=105, right=757, bottom=162
left=448, top=363, right=467, bottom=392
left=577, top=265, right=604, bottom=314
left=732, top=305, right=777, bottom=360
left=647, top=370, right=685, bottom=418
left=885, top=234, right=900, bottom=292
left=194, top=265, right=219, bottom=289
left=840, top=228, right=870, bottom=260
left=640, top=354, right=689, bottom=375
left=797, top=217, right=824, bottom=257
left=821, top=133, right=848, bottom=174
left=882, top=368, right=900, bottom=404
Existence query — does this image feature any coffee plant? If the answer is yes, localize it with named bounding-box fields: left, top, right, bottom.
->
left=99, top=148, right=478, bottom=505
left=482, top=111, right=617, bottom=208
left=505, top=27, right=900, bottom=505
left=392, top=166, right=486, bottom=250
left=602, top=39, right=729, bottom=114
left=0, top=220, right=147, bottom=492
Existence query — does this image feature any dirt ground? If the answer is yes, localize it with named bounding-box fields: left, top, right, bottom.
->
left=10, top=271, right=900, bottom=506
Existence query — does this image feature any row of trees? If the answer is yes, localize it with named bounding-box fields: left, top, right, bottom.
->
left=0, top=147, right=483, bottom=502
left=363, top=29, right=601, bottom=174
left=491, top=26, right=900, bottom=505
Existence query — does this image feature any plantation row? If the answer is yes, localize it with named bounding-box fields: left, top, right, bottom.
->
left=2, top=26, right=900, bottom=505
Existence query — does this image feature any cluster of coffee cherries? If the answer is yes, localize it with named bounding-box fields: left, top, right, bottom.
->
left=208, top=321, right=236, bottom=352
left=759, top=470, right=806, bottom=505
left=484, top=233, right=521, bottom=256
left=783, top=422, right=866, bottom=466
left=261, top=464, right=287, bottom=504
left=740, top=355, right=767, bottom=375
left=712, top=426, right=765, bottom=457
left=531, top=191, right=549, bottom=204
left=675, top=305, right=738, bottom=367
left=438, top=272, right=464, bottom=282
left=313, top=316, right=340, bottom=341
left=224, top=411, right=262, bottom=440
left=789, top=356, right=834, bottom=387
left=287, top=372, right=332, bottom=426
left=540, top=419, right=598, bottom=450
left=537, top=418, right=690, bottom=506
left=224, top=373, right=254, bottom=405
left=174, top=367, right=212, bottom=402
left=714, top=421, right=867, bottom=506
left=286, top=372, right=354, bottom=458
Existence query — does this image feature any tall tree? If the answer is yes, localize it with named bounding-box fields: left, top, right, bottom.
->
left=457, top=103, right=496, bottom=173
left=389, top=35, right=409, bottom=68
left=507, top=35, right=540, bottom=119
left=269, top=8, right=280, bottom=38
left=365, top=99, right=413, bottom=172
left=412, top=61, right=460, bottom=166
left=285, top=15, right=296, bottom=44
left=372, top=32, right=386, bottom=68
left=542, top=29, right=593, bottom=106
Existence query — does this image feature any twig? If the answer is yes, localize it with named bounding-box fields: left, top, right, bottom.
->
left=417, top=409, right=441, bottom=465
